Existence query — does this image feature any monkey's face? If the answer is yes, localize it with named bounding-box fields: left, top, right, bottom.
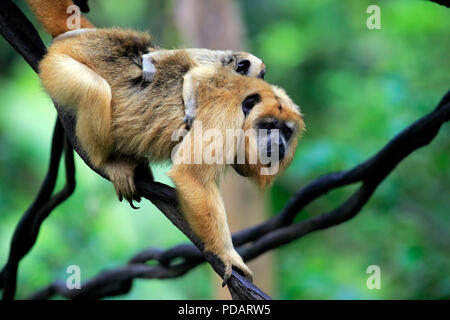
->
left=232, top=85, right=304, bottom=188
left=231, top=52, right=266, bottom=79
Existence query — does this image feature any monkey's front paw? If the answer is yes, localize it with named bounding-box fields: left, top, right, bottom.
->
left=217, top=249, right=253, bottom=287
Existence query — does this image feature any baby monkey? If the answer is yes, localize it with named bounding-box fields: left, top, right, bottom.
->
left=142, top=49, right=266, bottom=126
left=55, top=29, right=266, bottom=127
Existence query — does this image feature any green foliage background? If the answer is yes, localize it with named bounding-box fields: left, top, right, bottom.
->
left=0, top=0, right=449, bottom=299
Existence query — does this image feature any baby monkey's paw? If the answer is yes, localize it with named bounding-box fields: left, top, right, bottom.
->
left=142, top=54, right=157, bottom=83
left=142, top=64, right=156, bottom=83
left=183, top=106, right=197, bottom=129
left=104, top=161, right=141, bottom=208
left=217, top=249, right=253, bottom=287
left=183, top=114, right=195, bottom=129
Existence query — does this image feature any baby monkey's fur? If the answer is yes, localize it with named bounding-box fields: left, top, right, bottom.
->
left=28, top=0, right=304, bottom=284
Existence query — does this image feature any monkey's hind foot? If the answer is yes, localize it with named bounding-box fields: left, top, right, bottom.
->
left=104, top=160, right=141, bottom=207
left=215, top=248, right=253, bottom=287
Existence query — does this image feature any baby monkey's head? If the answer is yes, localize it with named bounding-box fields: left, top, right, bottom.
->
left=223, top=52, right=266, bottom=79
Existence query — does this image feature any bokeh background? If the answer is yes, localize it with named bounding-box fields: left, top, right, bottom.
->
left=0, top=0, right=449, bottom=299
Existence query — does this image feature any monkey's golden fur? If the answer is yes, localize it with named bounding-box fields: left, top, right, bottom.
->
left=28, top=0, right=304, bottom=283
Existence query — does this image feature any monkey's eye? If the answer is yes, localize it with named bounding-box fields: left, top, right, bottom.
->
left=236, top=60, right=251, bottom=75
left=242, top=93, right=261, bottom=117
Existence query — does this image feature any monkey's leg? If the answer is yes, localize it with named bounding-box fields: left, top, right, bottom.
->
left=40, top=53, right=112, bottom=165
left=40, top=53, right=139, bottom=202
left=169, top=165, right=253, bottom=285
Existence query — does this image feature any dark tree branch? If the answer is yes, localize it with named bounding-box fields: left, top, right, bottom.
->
left=429, top=0, right=450, bottom=8
left=0, top=119, right=76, bottom=299
left=1, top=0, right=449, bottom=300
left=0, top=0, right=46, bottom=71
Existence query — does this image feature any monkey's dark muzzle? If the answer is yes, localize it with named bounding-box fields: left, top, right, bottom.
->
left=258, top=119, right=293, bottom=161
left=265, top=138, right=286, bottom=160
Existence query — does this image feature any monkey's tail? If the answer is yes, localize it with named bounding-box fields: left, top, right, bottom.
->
left=25, top=0, right=95, bottom=37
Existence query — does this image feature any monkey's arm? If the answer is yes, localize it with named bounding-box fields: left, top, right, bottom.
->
left=169, top=165, right=253, bottom=284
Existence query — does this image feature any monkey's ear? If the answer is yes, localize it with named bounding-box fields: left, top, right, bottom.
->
left=242, top=93, right=261, bottom=117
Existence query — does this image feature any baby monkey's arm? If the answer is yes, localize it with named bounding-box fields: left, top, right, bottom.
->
left=182, top=66, right=218, bottom=128
left=142, top=49, right=265, bottom=128
left=142, top=51, right=218, bottom=128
